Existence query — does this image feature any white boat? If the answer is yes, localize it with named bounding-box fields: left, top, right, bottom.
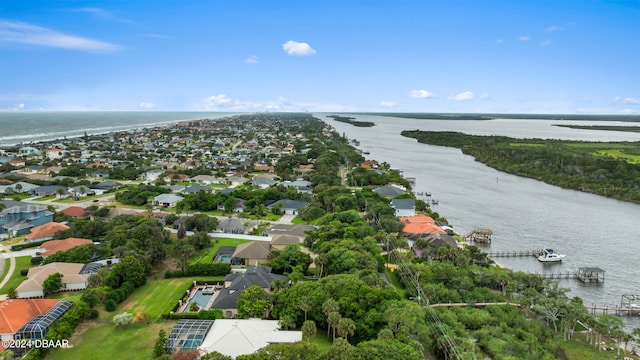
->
left=538, top=248, right=566, bottom=262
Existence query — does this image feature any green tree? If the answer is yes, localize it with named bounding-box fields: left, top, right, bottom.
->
left=189, top=231, right=213, bottom=250
left=301, top=320, right=317, bottom=343
left=337, top=317, right=356, bottom=341
left=106, top=255, right=146, bottom=288
left=112, top=312, right=135, bottom=327
left=237, top=285, right=270, bottom=319
left=43, top=272, right=63, bottom=294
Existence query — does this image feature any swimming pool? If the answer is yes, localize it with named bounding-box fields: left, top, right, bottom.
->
left=183, top=289, right=213, bottom=312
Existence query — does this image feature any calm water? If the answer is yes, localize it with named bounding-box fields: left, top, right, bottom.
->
left=324, top=114, right=640, bottom=330
left=0, top=111, right=236, bottom=146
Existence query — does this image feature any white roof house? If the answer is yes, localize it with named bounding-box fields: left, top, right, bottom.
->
left=199, top=319, right=302, bottom=358
left=153, top=193, right=184, bottom=208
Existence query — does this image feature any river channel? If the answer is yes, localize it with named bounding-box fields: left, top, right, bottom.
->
left=323, top=114, right=640, bottom=330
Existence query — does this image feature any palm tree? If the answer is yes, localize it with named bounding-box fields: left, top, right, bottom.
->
left=299, top=296, right=312, bottom=322
left=327, top=312, right=341, bottom=341
left=322, top=298, right=339, bottom=337
left=337, top=317, right=356, bottom=341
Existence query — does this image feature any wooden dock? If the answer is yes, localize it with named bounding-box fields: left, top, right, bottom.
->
left=527, top=267, right=605, bottom=283
left=462, top=229, right=493, bottom=243
left=584, top=305, right=640, bottom=316
left=487, top=249, right=543, bottom=258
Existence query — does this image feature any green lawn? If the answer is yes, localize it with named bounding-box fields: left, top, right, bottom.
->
left=117, top=277, right=224, bottom=319
left=0, top=256, right=33, bottom=294
left=47, top=320, right=175, bottom=360
left=190, top=238, right=252, bottom=265
left=559, top=334, right=627, bottom=360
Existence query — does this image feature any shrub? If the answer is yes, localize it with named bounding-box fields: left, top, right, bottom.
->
left=105, top=299, right=117, bottom=312
left=30, top=256, right=43, bottom=265
left=113, top=312, right=135, bottom=327
left=20, top=269, right=29, bottom=276
left=198, top=309, right=223, bottom=320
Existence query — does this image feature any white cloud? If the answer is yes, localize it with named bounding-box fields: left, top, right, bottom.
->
left=449, top=92, right=475, bottom=101
left=282, top=40, right=316, bottom=56
left=0, top=20, right=120, bottom=52
left=621, top=109, right=639, bottom=114
left=73, top=7, right=135, bottom=24
left=139, top=102, right=155, bottom=109
left=479, top=93, right=490, bottom=99
left=194, top=94, right=356, bottom=112
left=545, top=25, right=561, bottom=32
left=540, top=40, right=552, bottom=46
left=519, top=36, right=530, bottom=41
left=614, top=97, right=640, bottom=105
left=409, top=89, right=435, bottom=99
left=9, top=103, right=26, bottom=111
left=245, top=55, right=259, bottom=64
left=379, top=101, right=396, bottom=108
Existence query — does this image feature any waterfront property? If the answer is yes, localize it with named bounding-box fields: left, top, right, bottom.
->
left=0, top=201, right=53, bottom=237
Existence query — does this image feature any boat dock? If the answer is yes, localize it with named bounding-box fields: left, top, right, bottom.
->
left=462, top=229, right=493, bottom=243
left=584, top=305, right=640, bottom=316
left=487, top=249, right=544, bottom=258
left=526, top=267, right=605, bottom=283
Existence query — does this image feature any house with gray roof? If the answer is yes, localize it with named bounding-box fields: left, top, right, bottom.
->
left=390, top=198, right=416, bottom=217
left=216, top=218, right=258, bottom=234
left=266, top=199, right=310, bottom=215
left=153, top=193, right=184, bottom=208
left=211, top=265, right=283, bottom=318
left=373, top=184, right=407, bottom=198
left=0, top=201, right=53, bottom=237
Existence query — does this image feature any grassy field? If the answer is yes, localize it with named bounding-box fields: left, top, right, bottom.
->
left=117, top=277, right=225, bottom=319
left=0, top=256, right=33, bottom=294
left=558, top=334, right=633, bottom=360
left=47, top=319, right=176, bottom=360
left=190, top=238, right=252, bottom=265
left=595, top=149, right=640, bottom=164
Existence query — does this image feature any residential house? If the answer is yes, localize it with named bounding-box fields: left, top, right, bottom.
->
left=141, top=169, right=164, bottom=183
left=400, top=216, right=447, bottom=236
left=16, top=262, right=90, bottom=298
left=46, top=148, right=67, bottom=160
left=39, top=238, right=93, bottom=257
left=373, top=184, right=406, bottom=198
left=0, top=299, right=71, bottom=352
left=390, top=198, right=416, bottom=217
left=216, top=198, right=245, bottom=213
left=266, top=199, right=310, bottom=215
left=18, top=147, right=40, bottom=157
left=31, top=185, right=68, bottom=198
left=0, top=202, right=53, bottom=236
left=182, top=186, right=214, bottom=195
left=216, top=218, right=257, bottom=234
left=68, top=185, right=94, bottom=199
left=252, top=175, right=279, bottom=189
left=211, top=265, right=283, bottom=318
left=263, top=224, right=316, bottom=244
left=198, top=319, right=302, bottom=358
left=230, top=241, right=271, bottom=266
left=25, top=222, right=70, bottom=242
left=269, top=234, right=301, bottom=251
left=0, top=181, right=39, bottom=194
left=153, top=193, right=184, bottom=208
left=58, top=206, right=88, bottom=220
left=189, top=175, right=220, bottom=185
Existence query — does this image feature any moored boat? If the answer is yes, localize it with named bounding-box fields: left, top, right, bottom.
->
left=538, top=248, right=565, bottom=262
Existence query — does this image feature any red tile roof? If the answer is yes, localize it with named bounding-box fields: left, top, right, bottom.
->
left=0, top=299, right=59, bottom=335
left=400, top=216, right=446, bottom=235
left=40, top=238, right=93, bottom=257
left=25, top=222, right=70, bottom=241
left=59, top=206, right=87, bottom=219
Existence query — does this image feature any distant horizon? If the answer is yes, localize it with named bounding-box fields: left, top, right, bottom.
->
left=1, top=110, right=640, bottom=117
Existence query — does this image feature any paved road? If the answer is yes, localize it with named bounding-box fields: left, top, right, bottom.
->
left=22, top=194, right=116, bottom=211
left=0, top=242, right=17, bottom=296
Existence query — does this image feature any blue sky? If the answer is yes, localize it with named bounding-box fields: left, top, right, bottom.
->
left=1, top=0, right=638, bottom=113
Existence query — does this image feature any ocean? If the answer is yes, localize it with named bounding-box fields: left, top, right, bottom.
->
left=0, top=111, right=237, bottom=147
